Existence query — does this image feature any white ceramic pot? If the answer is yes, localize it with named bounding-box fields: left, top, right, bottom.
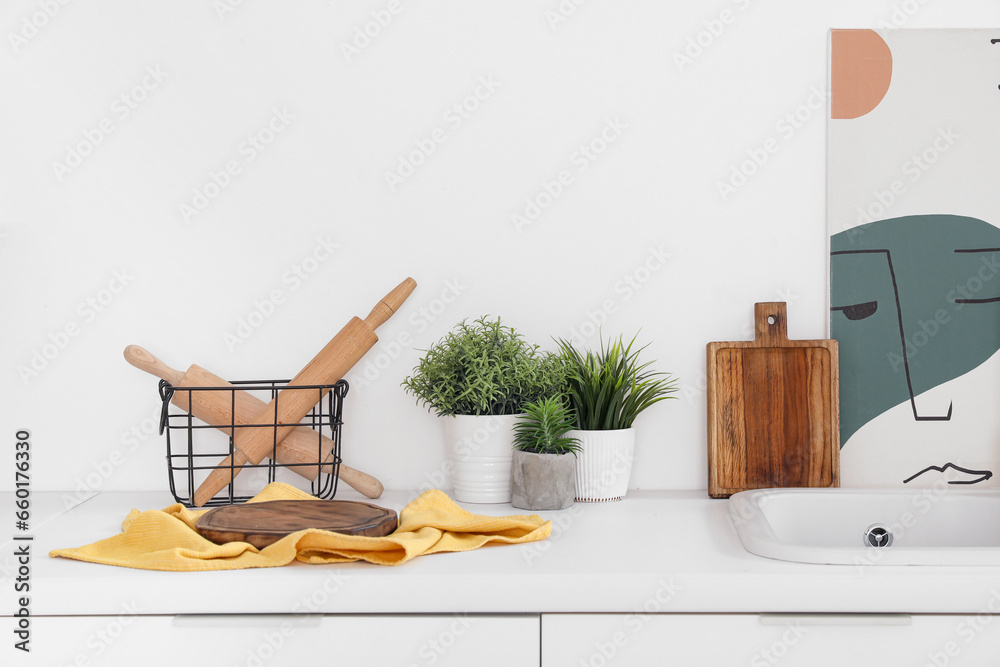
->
left=569, top=428, right=636, bottom=502
left=442, top=414, right=521, bottom=503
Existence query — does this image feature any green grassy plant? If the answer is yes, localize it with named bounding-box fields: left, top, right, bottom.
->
left=557, top=334, right=677, bottom=430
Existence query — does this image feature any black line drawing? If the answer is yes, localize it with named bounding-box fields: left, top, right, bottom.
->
left=903, top=462, right=993, bottom=485
left=953, top=248, right=1000, bottom=301
left=994, top=38, right=999, bottom=90
left=954, top=296, right=1000, bottom=304
left=831, top=249, right=953, bottom=422
left=831, top=301, right=878, bottom=320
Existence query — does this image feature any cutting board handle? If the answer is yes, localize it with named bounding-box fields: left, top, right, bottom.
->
left=753, top=302, right=788, bottom=346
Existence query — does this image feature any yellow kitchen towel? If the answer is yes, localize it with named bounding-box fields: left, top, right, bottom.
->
left=49, top=483, right=551, bottom=571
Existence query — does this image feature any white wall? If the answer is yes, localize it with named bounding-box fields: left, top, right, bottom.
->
left=2, top=1, right=997, bottom=497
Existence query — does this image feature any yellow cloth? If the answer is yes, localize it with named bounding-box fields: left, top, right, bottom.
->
left=49, top=483, right=550, bottom=571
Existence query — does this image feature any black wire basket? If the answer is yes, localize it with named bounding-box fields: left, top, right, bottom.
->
left=157, top=378, right=349, bottom=507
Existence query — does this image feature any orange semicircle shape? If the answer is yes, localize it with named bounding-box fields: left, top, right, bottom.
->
left=831, top=29, right=893, bottom=120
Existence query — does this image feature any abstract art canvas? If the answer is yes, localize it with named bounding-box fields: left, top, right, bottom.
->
left=828, top=29, right=1000, bottom=488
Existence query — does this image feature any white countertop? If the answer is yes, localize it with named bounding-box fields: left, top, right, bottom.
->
left=7, top=489, right=1000, bottom=617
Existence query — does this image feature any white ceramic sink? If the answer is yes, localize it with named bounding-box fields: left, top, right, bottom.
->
left=729, top=488, right=1000, bottom=565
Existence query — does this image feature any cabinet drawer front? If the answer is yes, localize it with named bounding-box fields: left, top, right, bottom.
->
left=543, top=613, right=1000, bottom=666
left=13, top=614, right=539, bottom=667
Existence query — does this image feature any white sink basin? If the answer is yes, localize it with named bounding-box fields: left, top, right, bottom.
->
left=729, top=488, right=1000, bottom=565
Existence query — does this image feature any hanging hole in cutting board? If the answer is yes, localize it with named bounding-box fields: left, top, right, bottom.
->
left=767, top=316, right=776, bottom=325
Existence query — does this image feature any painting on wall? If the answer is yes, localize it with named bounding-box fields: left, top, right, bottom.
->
left=828, top=29, right=1000, bottom=488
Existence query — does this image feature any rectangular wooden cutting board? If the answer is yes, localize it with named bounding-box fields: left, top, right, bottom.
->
left=707, top=302, right=840, bottom=498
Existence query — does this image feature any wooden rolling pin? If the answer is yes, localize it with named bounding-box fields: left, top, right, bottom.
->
left=194, top=277, right=417, bottom=506
left=123, top=345, right=384, bottom=499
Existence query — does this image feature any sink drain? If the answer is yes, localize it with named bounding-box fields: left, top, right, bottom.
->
left=864, top=524, right=894, bottom=548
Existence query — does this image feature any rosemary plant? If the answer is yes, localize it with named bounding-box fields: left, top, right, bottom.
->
left=402, top=316, right=564, bottom=416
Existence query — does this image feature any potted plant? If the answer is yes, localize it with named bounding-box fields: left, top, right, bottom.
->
left=403, top=316, right=564, bottom=503
left=510, top=397, right=581, bottom=511
left=557, top=334, right=677, bottom=502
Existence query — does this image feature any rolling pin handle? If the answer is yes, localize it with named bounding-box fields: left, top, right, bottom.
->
left=364, top=277, right=417, bottom=331
left=124, top=345, right=186, bottom=386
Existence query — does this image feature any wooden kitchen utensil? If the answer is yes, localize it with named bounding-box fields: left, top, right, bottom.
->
left=706, top=302, right=839, bottom=498
left=123, top=345, right=384, bottom=499
left=195, top=499, right=398, bottom=548
left=193, top=277, right=417, bottom=506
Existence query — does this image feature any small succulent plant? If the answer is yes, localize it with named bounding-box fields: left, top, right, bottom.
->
left=512, top=397, right=581, bottom=456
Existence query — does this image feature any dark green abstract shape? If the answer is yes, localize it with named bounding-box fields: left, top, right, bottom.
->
left=831, top=214, right=1000, bottom=447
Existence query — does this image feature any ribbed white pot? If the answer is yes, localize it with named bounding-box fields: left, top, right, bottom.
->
left=570, top=428, right=636, bottom=502
left=442, top=414, right=520, bottom=504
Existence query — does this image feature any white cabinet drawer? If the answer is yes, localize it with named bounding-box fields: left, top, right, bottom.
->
left=12, top=613, right=539, bottom=667
left=542, top=613, right=1000, bottom=666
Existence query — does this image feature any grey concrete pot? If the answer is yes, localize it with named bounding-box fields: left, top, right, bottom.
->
left=510, top=450, right=576, bottom=511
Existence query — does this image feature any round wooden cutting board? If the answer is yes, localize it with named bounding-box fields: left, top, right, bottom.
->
left=195, top=499, right=398, bottom=548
